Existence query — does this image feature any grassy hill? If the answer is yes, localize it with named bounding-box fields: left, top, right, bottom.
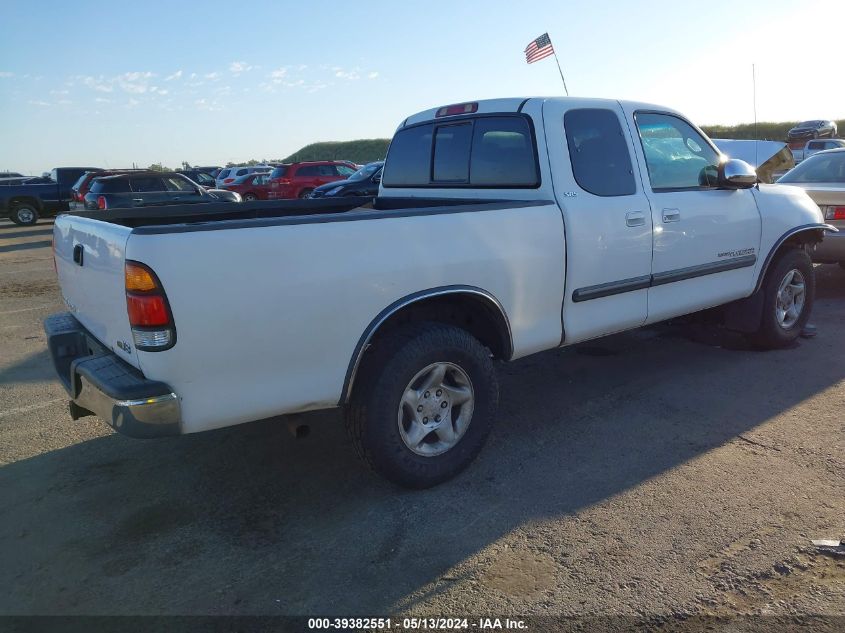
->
left=701, top=120, right=845, bottom=141
left=280, top=139, right=390, bottom=164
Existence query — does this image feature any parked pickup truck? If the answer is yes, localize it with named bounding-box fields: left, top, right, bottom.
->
left=791, top=138, right=845, bottom=164
left=1, top=166, right=102, bottom=225
left=45, top=97, right=836, bottom=488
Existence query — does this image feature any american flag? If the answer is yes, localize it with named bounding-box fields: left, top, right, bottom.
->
left=525, top=33, right=554, bottom=64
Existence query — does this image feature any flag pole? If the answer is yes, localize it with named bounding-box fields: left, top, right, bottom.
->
left=549, top=35, right=569, bottom=96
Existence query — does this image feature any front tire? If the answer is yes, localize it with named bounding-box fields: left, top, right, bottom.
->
left=346, top=322, right=499, bottom=488
left=747, top=249, right=815, bottom=349
left=298, top=189, right=313, bottom=199
left=243, top=193, right=257, bottom=201
left=10, top=203, right=39, bottom=226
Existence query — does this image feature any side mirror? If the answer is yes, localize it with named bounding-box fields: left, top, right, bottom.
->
left=719, top=159, right=757, bottom=189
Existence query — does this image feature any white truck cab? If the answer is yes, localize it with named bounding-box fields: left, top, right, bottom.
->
left=46, top=97, right=836, bottom=488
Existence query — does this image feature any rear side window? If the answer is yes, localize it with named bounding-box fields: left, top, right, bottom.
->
left=564, top=109, right=636, bottom=197
left=71, top=173, right=89, bottom=190
left=235, top=168, right=248, bottom=177
left=130, top=177, right=165, bottom=192
left=91, top=178, right=131, bottom=194
left=808, top=141, right=824, bottom=150
left=382, top=115, right=538, bottom=188
left=295, top=165, right=320, bottom=177
left=270, top=166, right=288, bottom=179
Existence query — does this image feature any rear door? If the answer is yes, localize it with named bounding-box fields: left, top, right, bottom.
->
left=543, top=100, right=654, bottom=342
left=53, top=215, right=140, bottom=368
left=624, top=109, right=761, bottom=323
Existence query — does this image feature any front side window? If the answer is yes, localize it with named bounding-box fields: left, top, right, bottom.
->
left=635, top=112, right=720, bottom=191
left=163, top=176, right=195, bottom=192
left=296, top=166, right=320, bottom=177
left=564, top=109, right=636, bottom=196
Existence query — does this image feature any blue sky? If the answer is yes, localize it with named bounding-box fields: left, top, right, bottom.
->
left=1, top=0, right=842, bottom=174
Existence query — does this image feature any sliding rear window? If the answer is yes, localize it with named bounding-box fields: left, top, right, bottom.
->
left=382, top=115, right=539, bottom=188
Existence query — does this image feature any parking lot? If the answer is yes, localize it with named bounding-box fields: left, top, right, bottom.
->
left=0, top=217, right=843, bottom=620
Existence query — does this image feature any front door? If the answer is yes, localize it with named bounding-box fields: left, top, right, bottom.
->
left=624, top=109, right=762, bottom=323
left=544, top=100, right=654, bottom=343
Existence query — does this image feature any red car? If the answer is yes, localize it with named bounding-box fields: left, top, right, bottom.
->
left=267, top=161, right=358, bottom=199
left=220, top=173, right=274, bottom=201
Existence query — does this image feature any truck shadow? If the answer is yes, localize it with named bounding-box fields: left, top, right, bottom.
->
left=1, top=269, right=843, bottom=616
left=0, top=240, right=52, bottom=254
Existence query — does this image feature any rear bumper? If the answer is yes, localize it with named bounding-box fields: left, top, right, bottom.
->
left=43, top=312, right=181, bottom=438
left=812, top=230, right=845, bottom=263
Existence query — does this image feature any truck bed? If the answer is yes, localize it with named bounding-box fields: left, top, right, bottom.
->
left=65, top=196, right=547, bottom=231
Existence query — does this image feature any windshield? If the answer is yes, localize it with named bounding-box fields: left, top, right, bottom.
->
left=347, top=162, right=383, bottom=181
left=778, top=152, right=845, bottom=183
left=797, top=121, right=821, bottom=128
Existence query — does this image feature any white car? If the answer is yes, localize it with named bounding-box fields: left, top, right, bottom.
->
left=792, top=138, right=845, bottom=164
left=215, top=165, right=272, bottom=188
left=46, top=97, right=835, bottom=488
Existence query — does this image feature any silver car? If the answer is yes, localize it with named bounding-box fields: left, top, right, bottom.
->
left=778, top=148, right=845, bottom=267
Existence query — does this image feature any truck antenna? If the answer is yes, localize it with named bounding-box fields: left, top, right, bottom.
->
left=752, top=63, right=758, bottom=169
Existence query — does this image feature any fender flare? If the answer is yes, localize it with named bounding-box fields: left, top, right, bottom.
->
left=753, top=223, right=837, bottom=294
left=339, top=285, right=513, bottom=405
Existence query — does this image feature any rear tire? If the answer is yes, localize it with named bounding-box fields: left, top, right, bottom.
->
left=243, top=193, right=257, bottom=201
left=839, top=262, right=845, bottom=271
left=747, top=248, right=814, bottom=349
left=298, top=189, right=313, bottom=199
left=10, top=203, right=39, bottom=226
left=346, top=322, right=499, bottom=488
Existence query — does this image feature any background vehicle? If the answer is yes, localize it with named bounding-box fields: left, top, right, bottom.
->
left=46, top=97, right=833, bottom=488
left=787, top=120, right=838, bottom=146
left=309, top=161, right=384, bottom=198
left=0, top=171, right=24, bottom=178
left=219, top=173, right=273, bottom=200
left=790, top=138, right=845, bottom=164
left=83, top=171, right=241, bottom=210
left=0, top=166, right=102, bottom=224
left=176, top=170, right=217, bottom=189
left=267, top=160, right=357, bottom=199
left=215, top=165, right=272, bottom=187
left=777, top=148, right=845, bottom=267
left=71, top=169, right=144, bottom=205
left=0, top=176, right=53, bottom=186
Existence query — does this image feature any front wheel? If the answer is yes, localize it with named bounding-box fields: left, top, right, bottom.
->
left=298, top=189, right=313, bottom=199
left=243, top=193, right=257, bottom=201
left=10, top=203, right=39, bottom=226
left=747, top=248, right=815, bottom=349
left=346, top=322, right=499, bottom=488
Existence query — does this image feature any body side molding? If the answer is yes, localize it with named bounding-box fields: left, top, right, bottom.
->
left=752, top=223, right=837, bottom=294
left=340, top=285, right=513, bottom=405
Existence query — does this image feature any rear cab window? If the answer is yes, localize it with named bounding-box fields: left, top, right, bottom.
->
left=382, top=115, right=539, bottom=188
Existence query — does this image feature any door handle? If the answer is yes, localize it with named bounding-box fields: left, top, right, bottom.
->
left=626, top=211, right=645, bottom=227
left=662, top=208, right=681, bottom=222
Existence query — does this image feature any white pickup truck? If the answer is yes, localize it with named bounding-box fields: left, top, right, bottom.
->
left=46, top=97, right=836, bottom=488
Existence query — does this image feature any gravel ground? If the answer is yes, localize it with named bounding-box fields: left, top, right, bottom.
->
left=0, top=217, right=843, bottom=625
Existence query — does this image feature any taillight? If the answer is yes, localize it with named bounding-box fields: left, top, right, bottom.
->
left=124, top=261, right=175, bottom=351
left=825, top=206, right=845, bottom=220
left=97, top=195, right=107, bottom=210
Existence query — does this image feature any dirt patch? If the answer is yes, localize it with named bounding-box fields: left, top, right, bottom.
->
left=480, top=547, right=557, bottom=597
left=0, top=279, right=58, bottom=298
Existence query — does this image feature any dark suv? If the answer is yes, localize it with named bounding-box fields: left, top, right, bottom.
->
left=267, top=161, right=358, bottom=199
left=84, top=172, right=239, bottom=210
left=787, top=120, right=838, bottom=145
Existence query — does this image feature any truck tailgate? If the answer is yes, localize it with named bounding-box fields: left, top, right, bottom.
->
left=53, top=215, right=140, bottom=369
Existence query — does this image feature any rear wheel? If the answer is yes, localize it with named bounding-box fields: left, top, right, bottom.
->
left=346, top=322, right=498, bottom=488
left=298, top=188, right=313, bottom=199
left=243, top=193, right=257, bottom=201
left=839, top=262, right=845, bottom=271
left=747, top=249, right=814, bottom=349
left=10, top=203, right=39, bottom=226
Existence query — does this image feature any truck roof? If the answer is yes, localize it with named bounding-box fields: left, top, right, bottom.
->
left=400, top=96, right=682, bottom=128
